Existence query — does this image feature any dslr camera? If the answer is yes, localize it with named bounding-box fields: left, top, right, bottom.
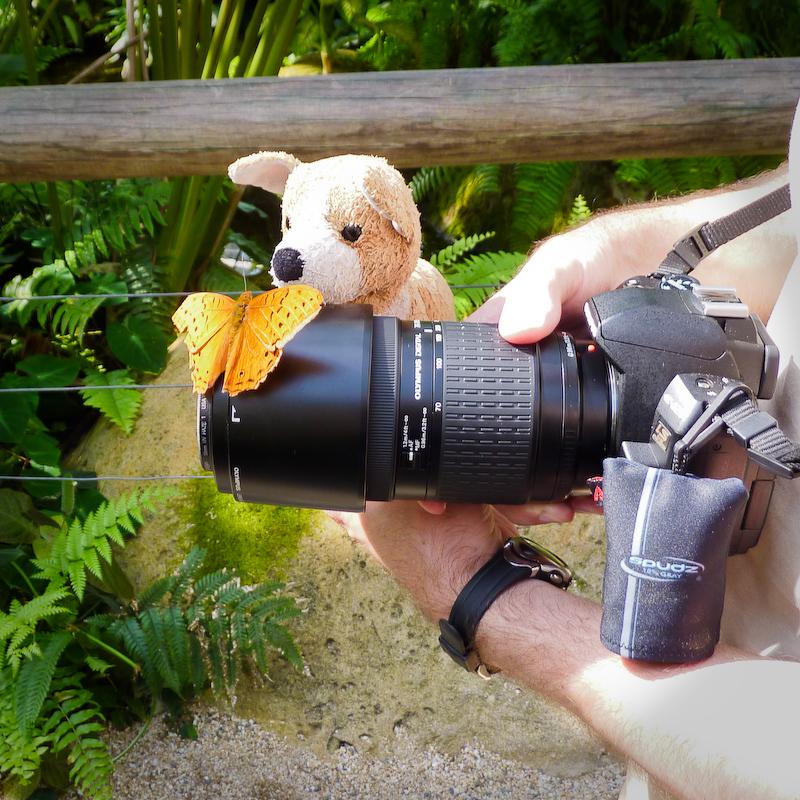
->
left=197, top=271, right=784, bottom=557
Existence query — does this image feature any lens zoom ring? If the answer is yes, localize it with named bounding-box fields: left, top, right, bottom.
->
left=365, top=317, right=399, bottom=501
left=438, top=323, right=534, bottom=503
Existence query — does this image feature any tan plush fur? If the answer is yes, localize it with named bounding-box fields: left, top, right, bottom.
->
left=228, top=152, right=455, bottom=320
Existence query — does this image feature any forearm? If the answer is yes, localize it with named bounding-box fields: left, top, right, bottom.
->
left=584, top=164, right=795, bottom=321
left=475, top=579, right=800, bottom=800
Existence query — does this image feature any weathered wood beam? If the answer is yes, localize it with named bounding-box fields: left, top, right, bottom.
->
left=1, top=59, right=799, bottom=182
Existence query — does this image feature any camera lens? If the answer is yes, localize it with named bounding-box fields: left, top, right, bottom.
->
left=198, top=305, right=612, bottom=510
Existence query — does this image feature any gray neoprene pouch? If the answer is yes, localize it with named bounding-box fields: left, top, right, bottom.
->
left=600, top=458, right=748, bottom=663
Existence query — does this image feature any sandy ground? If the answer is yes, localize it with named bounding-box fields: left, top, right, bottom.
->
left=104, top=710, right=625, bottom=800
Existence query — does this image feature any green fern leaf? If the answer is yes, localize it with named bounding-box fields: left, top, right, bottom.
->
left=140, top=609, right=181, bottom=693
left=45, top=683, right=113, bottom=800
left=264, top=621, right=303, bottom=671
left=14, top=631, right=72, bottom=735
left=567, top=194, right=592, bottom=227
left=67, top=561, right=87, bottom=601
left=80, top=370, right=142, bottom=435
left=84, top=656, right=113, bottom=675
left=431, top=232, right=495, bottom=269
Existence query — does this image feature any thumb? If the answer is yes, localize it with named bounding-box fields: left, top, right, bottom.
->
left=497, top=258, right=584, bottom=344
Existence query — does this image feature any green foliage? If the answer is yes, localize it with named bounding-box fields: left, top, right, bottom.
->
left=110, top=547, right=302, bottom=698
left=567, top=194, right=592, bottom=227
left=42, top=672, right=113, bottom=800
left=79, top=370, right=142, bottom=435
left=0, top=484, right=303, bottom=797
left=431, top=232, right=495, bottom=270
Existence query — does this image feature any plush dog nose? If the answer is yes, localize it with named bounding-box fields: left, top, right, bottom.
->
left=271, top=248, right=304, bottom=282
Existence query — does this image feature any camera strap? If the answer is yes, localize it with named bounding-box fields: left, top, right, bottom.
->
left=719, top=393, right=800, bottom=479
left=658, top=183, right=791, bottom=275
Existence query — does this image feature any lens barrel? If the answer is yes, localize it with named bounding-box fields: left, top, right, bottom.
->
left=198, top=305, right=611, bottom=510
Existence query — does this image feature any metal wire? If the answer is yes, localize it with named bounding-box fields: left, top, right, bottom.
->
left=0, top=384, right=192, bottom=394
left=0, top=475, right=214, bottom=482
left=0, top=290, right=265, bottom=302
left=0, top=285, right=501, bottom=303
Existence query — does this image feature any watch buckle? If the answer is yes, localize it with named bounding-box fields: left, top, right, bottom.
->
left=503, top=536, right=573, bottom=589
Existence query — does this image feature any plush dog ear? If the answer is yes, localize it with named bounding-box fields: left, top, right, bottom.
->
left=360, top=162, right=419, bottom=246
left=227, top=151, right=302, bottom=194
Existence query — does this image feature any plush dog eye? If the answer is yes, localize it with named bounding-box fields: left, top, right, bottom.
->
left=341, top=224, right=362, bottom=243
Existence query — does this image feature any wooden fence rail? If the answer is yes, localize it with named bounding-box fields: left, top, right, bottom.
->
left=1, top=58, right=799, bottom=182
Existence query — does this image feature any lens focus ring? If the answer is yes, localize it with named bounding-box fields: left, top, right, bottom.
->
left=437, top=323, right=535, bottom=503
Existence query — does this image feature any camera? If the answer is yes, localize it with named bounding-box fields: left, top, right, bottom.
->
left=197, top=272, right=779, bottom=553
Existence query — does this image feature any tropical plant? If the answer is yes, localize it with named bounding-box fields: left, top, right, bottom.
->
left=0, top=486, right=301, bottom=797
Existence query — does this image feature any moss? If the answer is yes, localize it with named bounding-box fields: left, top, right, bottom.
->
left=181, top=478, right=315, bottom=582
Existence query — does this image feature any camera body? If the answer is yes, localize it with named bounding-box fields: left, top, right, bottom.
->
left=198, top=272, right=779, bottom=553
left=586, top=272, right=778, bottom=447
left=586, top=272, right=779, bottom=554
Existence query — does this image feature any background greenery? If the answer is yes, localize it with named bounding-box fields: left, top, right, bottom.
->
left=1, top=0, right=798, bottom=796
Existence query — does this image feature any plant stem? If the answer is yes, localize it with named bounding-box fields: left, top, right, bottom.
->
left=214, top=0, right=245, bottom=78
left=198, top=0, right=213, bottom=76
left=112, top=712, right=155, bottom=762
left=146, top=0, right=163, bottom=79
left=180, top=0, right=199, bottom=78
left=75, top=628, right=140, bottom=672
left=61, top=478, right=76, bottom=517
left=12, top=0, right=37, bottom=81
left=14, top=0, right=65, bottom=252
left=33, top=0, right=62, bottom=42
left=161, top=0, right=179, bottom=79
left=12, top=561, right=39, bottom=597
left=260, top=0, right=303, bottom=76
left=201, top=0, right=233, bottom=79
left=234, top=0, right=271, bottom=77
left=247, top=0, right=290, bottom=77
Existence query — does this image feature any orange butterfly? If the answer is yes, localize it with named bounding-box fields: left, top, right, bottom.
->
left=172, top=286, right=324, bottom=396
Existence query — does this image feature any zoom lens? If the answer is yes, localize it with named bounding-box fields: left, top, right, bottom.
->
left=198, top=305, right=612, bottom=511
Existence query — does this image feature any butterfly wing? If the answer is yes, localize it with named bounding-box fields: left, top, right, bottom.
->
left=245, top=285, right=325, bottom=349
left=172, top=293, right=237, bottom=393
left=222, top=286, right=324, bottom=396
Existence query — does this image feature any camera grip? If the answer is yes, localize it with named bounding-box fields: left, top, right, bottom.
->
left=600, top=458, right=748, bottom=663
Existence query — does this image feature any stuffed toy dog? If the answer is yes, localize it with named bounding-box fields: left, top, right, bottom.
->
left=227, top=151, right=455, bottom=320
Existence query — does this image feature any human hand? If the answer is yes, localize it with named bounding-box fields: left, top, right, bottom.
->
left=329, top=501, right=526, bottom=621
left=470, top=222, right=635, bottom=342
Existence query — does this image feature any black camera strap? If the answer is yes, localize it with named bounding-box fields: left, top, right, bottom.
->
left=658, top=183, right=791, bottom=275
left=719, top=394, right=800, bottom=479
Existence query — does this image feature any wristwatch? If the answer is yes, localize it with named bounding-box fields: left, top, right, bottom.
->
left=438, top=536, right=572, bottom=678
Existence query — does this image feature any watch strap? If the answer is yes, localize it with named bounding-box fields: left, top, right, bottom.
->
left=438, top=536, right=572, bottom=675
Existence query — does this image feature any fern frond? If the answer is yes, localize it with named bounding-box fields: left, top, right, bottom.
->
left=566, top=194, right=592, bottom=227
left=14, top=631, right=72, bottom=736
left=80, top=369, right=142, bottom=434
left=140, top=608, right=181, bottom=694
left=43, top=677, right=112, bottom=800
left=410, top=166, right=463, bottom=204
left=0, top=670, right=48, bottom=787
left=431, top=232, right=495, bottom=269
left=0, top=588, right=72, bottom=671
left=1, top=261, right=75, bottom=328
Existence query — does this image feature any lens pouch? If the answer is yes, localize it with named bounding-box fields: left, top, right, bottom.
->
left=600, top=458, right=748, bottom=663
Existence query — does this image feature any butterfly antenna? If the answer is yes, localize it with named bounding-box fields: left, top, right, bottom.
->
left=240, top=248, right=248, bottom=291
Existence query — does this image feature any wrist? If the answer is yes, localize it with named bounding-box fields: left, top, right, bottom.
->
left=472, top=576, right=605, bottom=711
left=439, top=537, right=573, bottom=679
